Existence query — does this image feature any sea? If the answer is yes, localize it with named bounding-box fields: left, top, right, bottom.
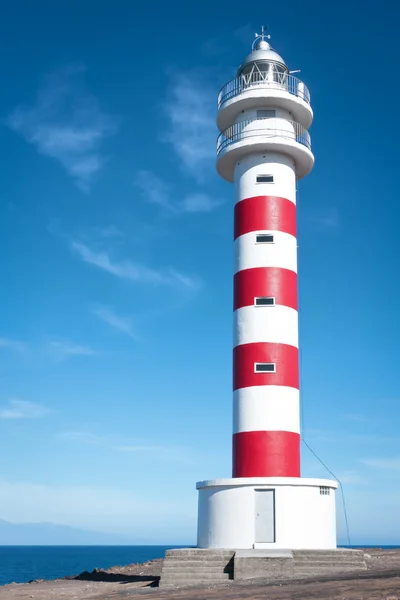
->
left=0, top=545, right=399, bottom=587
left=0, top=545, right=189, bottom=586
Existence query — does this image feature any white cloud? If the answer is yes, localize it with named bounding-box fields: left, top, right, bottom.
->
left=309, top=207, right=339, bottom=229
left=342, top=413, right=372, bottom=423
left=134, top=170, right=173, bottom=211
left=361, top=458, right=400, bottom=470
left=136, top=72, right=222, bottom=213
left=201, top=36, right=230, bottom=57
left=134, top=170, right=222, bottom=214
left=115, top=445, right=181, bottom=460
left=0, top=338, right=27, bottom=352
left=201, top=24, right=254, bottom=57
left=91, top=305, right=136, bottom=339
left=57, top=431, right=104, bottom=445
left=47, top=339, right=97, bottom=361
left=232, top=23, right=255, bottom=45
left=335, top=470, right=368, bottom=485
left=59, top=429, right=186, bottom=461
left=0, top=479, right=165, bottom=529
left=0, top=399, right=50, bottom=420
left=1, top=336, right=97, bottom=363
left=306, top=428, right=399, bottom=444
left=7, top=66, right=116, bottom=191
left=71, top=240, right=201, bottom=290
left=96, top=225, right=123, bottom=239
left=181, top=192, right=221, bottom=213
left=164, top=70, right=216, bottom=178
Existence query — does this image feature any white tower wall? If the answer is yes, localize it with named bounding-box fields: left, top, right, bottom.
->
left=234, top=153, right=296, bottom=204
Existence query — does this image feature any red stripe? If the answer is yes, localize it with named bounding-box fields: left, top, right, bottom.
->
left=232, top=430, right=300, bottom=477
left=234, top=267, right=298, bottom=311
left=233, top=342, right=299, bottom=390
left=234, top=196, right=296, bottom=240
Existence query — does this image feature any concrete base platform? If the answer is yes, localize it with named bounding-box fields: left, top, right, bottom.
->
left=236, top=549, right=293, bottom=558
left=159, top=549, right=234, bottom=588
left=235, top=549, right=293, bottom=581
left=235, top=548, right=367, bottom=581
left=159, top=548, right=368, bottom=588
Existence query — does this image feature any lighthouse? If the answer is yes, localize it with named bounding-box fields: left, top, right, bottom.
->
left=196, top=29, right=338, bottom=549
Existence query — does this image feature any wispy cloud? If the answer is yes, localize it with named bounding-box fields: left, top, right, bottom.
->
left=361, top=458, right=400, bottom=470
left=0, top=337, right=27, bottom=353
left=342, top=413, right=372, bottom=424
left=1, top=335, right=97, bottom=363
left=134, top=171, right=173, bottom=211
left=335, top=470, right=369, bottom=485
left=7, top=66, right=117, bottom=191
left=201, top=24, right=254, bottom=58
left=309, top=207, right=339, bottom=229
left=115, top=445, right=181, bottom=460
left=201, top=36, right=231, bottom=58
left=59, top=430, right=185, bottom=460
left=47, top=339, right=97, bottom=361
left=71, top=240, right=201, bottom=290
left=0, top=479, right=165, bottom=530
left=134, top=170, right=222, bottom=214
left=95, top=225, right=123, bottom=239
left=306, top=428, right=399, bottom=444
left=91, top=305, right=136, bottom=339
left=233, top=23, right=255, bottom=45
left=163, top=70, right=216, bottom=179
left=0, top=399, right=50, bottom=420
left=57, top=431, right=104, bottom=445
left=181, top=192, right=221, bottom=213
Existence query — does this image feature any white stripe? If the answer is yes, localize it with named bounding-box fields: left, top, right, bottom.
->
left=234, top=230, right=297, bottom=274
left=233, top=386, right=300, bottom=434
left=234, top=305, right=298, bottom=348
left=234, top=153, right=296, bottom=205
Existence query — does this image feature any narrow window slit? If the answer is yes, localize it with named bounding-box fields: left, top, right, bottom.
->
left=255, top=297, right=275, bottom=306
left=256, top=175, right=274, bottom=183
left=254, top=363, right=276, bottom=373
left=256, top=234, right=274, bottom=243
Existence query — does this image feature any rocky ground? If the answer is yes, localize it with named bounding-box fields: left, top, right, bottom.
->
left=1, top=549, right=400, bottom=600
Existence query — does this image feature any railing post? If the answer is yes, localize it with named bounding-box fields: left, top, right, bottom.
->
left=297, top=81, right=305, bottom=101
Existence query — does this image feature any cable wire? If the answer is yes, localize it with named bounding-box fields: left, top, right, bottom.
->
left=296, top=186, right=351, bottom=547
left=301, top=438, right=351, bottom=547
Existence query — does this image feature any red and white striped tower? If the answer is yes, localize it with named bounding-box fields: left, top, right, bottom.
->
left=230, top=34, right=303, bottom=480
left=196, top=28, right=338, bottom=550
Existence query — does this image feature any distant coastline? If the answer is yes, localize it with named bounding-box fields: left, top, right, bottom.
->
left=0, top=545, right=184, bottom=586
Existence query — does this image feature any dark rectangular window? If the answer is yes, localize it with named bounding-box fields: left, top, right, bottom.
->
left=256, top=234, right=274, bottom=243
left=255, top=297, right=275, bottom=306
left=257, top=109, right=276, bottom=118
left=256, top=175, right=274, bottom=183
left=255, top=363, right=276, bottom=373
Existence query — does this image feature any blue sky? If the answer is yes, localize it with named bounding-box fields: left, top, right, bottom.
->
left=0, top=0, right=399, bottom=545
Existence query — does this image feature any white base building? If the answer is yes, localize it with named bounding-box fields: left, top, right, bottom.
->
left=197, top=478, right=337, bottom=549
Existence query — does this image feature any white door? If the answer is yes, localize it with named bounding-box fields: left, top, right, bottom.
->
left=255, top=489, right=275, bottom=543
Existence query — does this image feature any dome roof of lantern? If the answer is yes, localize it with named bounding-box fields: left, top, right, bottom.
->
left=237, top=39, right=287, bottom=75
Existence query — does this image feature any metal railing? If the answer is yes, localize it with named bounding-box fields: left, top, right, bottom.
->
left=218, top=72, right=310, bottom=108
left=216, top=118, right=311, bottom=155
